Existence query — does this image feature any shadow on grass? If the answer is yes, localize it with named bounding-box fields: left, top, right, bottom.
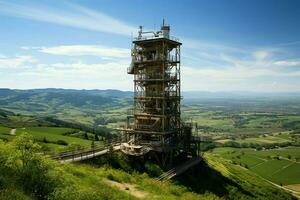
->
left=174, top=160, right=254, bottom=198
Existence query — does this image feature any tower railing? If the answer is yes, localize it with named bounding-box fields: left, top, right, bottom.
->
left=134, top=72, right=178, bottom=81
left=134, top=108, right=180, bottom=116
left=134, top=34, right=180, bottom=42
left=131, top=55, right=179, bottom=64
left=134, top=91, right=179, bottom=98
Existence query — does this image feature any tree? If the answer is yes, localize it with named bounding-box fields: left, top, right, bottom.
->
left=12, top=133, right=40, bottom=173
left=9, top=133, right=61, bottom=199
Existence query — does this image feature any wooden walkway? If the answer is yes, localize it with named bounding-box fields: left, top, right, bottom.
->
left=50, top=143, right=121, bottom=163
left=158, top=157, right=202, bottom=181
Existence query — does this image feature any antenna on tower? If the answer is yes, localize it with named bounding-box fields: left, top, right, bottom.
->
left=138, top=25, right=143, bottom=39
left=161, top=19, right=170, bottom=38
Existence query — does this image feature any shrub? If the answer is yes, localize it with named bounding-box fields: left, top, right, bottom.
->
left=145, top=162, right=163, bottom=177
left=107, top=173, right=115, bottom=181
left=42, top=137, right=49, bottom=143
left=56, top=140, right=68, bottom=146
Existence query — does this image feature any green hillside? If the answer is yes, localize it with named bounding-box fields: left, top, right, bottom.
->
left=0, top=89, right=132, bottom=126
left=0, top=109, right=105, bottom=152
left=0, top=134, right=295, bottom=200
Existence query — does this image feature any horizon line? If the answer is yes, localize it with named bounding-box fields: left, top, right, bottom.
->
left=1, top=87, right=300, bottom=94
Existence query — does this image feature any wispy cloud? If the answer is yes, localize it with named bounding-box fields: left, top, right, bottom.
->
left=183, top=65, right=300, bottom=81
left=273, top=60, right=300, bottom=67
left=13, top=60, right=131, bottom=90
left=0, top=54, right=36, bottom=69
left=0, top=0, right=299, bottom=92
left=272, top=41, right=300, bottom=47
left=0, top=1, right=136, bottom=36
left=27, top=45, right=130, bottom=58
left=181, top=40, right=300, bottom=91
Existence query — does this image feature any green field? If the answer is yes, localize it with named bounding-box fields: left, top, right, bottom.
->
left=212, top=147, right=300, bottom=185
left=0, top=126, right=100, bottom=151
left=215, top=133, right=292, bottom=146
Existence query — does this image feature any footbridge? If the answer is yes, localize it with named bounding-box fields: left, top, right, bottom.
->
left=49, top=142, right=121, bottom=163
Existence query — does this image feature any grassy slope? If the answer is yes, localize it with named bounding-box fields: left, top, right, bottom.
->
left=23, top=127, right=95, bottom=147
left=200, top=153, right=294, bottom=199
left=56, top=153, right=294, bottom=200
left=0, top=144, right=295, bottom=199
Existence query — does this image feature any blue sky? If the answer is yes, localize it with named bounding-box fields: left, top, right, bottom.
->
left=0, top=0, right=300, bottom=92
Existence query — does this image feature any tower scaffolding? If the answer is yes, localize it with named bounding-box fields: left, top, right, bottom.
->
left=116, top=21, right=199, bottom=166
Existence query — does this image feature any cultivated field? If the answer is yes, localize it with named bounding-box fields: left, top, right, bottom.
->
left=212, top=147, right=300, bottom=189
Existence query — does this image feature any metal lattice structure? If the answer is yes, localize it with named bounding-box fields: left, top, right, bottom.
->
left=117, top=21, right=197, bottom=166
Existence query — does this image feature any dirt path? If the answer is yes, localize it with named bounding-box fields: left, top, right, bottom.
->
left=104, top=179, right=148, bottom=198
left=266, top=178, right=300, bottom=199
left=281, top=157, right=300, bottom=164
left=250, top=154, right=268, bottom=162
left=285, top=184, right=300, bottom=195
left=10, top=129, right=16, bottom=135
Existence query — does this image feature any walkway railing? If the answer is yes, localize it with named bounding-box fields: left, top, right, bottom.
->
left=47, top=139, right=121, bottom=163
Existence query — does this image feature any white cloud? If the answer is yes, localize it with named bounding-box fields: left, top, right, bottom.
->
left=180, top=42, right=300, bottom=91
left=35, top=45, right=130, bottom=58
left=181, top=39, right=300, bottom=82
left=273, top=60, right=300, bottom=67
left=182, top=65, right=300, bottom=81
left=44, top=61, right=126, bottom=75
left=181, top=65, right=300, bottom=92
left=0, top=1, right=136, bottom=36
left=6, top=59, right=132, bottom=90
left=0, top=54, right=37, bottom=68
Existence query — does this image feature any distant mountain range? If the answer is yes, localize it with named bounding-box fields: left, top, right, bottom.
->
left=0, top=88, right=132, bottom=107
left=2, top=88, right=300, bottom=96
left=0, top=88, right=132, bottom=98
left=1, top=88, right=300, bottom=125
left=0, top=88, right=133, bottom=117
left=1, top=89, right=300, bottom=105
